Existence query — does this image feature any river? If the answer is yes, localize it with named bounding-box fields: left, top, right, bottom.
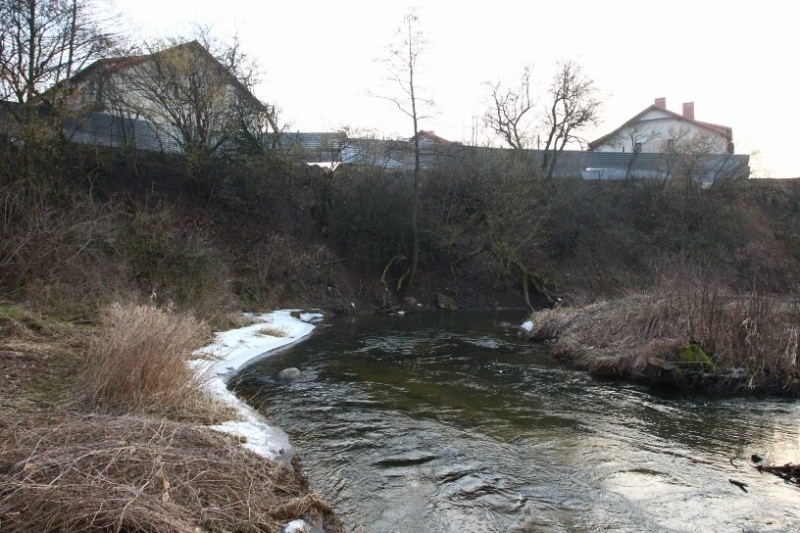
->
left=232, top=311, right=800, bottom=532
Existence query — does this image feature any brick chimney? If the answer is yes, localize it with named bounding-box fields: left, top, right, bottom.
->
left=654, top=97, right=667, bottom=109
left=682, top=102, right=695, bottom=120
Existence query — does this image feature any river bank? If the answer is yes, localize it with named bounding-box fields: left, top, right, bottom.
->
left=0, top=305, right=341, bottom=532
left=526, top=286, right=800, bottom=396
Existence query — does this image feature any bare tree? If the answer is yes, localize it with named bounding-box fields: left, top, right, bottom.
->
left=0, top=0, right=117, bottom=196
left=0, top=0, right=113, bottom=108
left=480, top=61, right=601, bottom=303
left=611, top=122, right=663, bottom=179
left=540, top=60, right=602, bottom=179
left=485, top=65, right=534, bottom=150
left=485, top=60, right=601, bottom=179
left=374, top=9, right=433, bottom=288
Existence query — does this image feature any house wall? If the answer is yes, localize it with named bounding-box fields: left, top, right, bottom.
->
left=592, top=109, right=729, bottom=154
left=66, top=53, right=257, bottom=154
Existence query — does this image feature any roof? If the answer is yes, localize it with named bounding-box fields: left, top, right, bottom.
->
left=65, top=41, right=267, bottom=111
left=414, top=130, right=452, bottom=144
left=588, top=104, right=733, bottom=151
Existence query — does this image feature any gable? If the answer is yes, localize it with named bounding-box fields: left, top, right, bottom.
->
left=589, top=104, right=733, bottom=152
left=63, top=41, right=266, bottom=113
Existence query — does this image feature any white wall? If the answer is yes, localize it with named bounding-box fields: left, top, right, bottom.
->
left=593, top=109, right=729, bottom=154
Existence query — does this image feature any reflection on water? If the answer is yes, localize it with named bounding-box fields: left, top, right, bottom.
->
left=233, top=312, right=800, bottom=532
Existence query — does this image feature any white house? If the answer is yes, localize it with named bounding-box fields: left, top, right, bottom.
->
left=588, top=98, right=734, bottom=155
left=56, top=41, right=276, bottom=154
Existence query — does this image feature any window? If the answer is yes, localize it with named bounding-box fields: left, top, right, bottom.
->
left=634, top=142, right=642, bottom=153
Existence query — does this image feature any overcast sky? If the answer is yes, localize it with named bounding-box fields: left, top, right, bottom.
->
left=114, top=0, right=796, bottom=178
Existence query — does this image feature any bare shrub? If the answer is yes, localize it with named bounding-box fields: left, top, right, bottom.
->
left=0, top=187, right=135, bottom=320
left=118, top=208, right=238, bottom=320
left=0, top=415, right=332, bottom=532
left=83, top=303, right=215, bottom=417
left=234, top=233, right=343, bottom=310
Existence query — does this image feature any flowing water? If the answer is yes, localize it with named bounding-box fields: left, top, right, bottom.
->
left=233, top=311, right=800, bottom=532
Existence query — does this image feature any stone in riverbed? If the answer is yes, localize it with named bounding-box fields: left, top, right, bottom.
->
left=278, top=367, right=302, bottom=381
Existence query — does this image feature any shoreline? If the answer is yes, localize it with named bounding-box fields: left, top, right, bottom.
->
left=191, top=309, right=323, bottom=466
left=527, top=292, right=800, bottom=396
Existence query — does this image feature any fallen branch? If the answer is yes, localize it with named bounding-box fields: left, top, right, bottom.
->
left=757, top=463, right=800, bottom=487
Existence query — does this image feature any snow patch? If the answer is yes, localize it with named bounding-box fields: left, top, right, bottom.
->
left=191, top=310, right=319, bottom=465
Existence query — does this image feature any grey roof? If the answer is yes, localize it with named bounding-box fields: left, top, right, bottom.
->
left=578, top=151, right=749, bottom=182
left=281, top=132, right=455, bottom=170
left=280, top=131, right=350, bottom=162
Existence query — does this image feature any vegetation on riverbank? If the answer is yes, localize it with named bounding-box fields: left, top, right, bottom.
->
left=528, top=271, right=800, bottom=394
left=1, top=415, right=332, bottom=532
left=4, top=144, right=800, bottom=530
left=84, top=303, right=217, bottom=418
left=0, top=305, right=338, bottom=532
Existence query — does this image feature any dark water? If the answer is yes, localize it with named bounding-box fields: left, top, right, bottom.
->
left=233, top=311, right=800, bottom=532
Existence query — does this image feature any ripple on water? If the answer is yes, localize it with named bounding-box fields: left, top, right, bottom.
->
left=235, top=312, right=800, bottom=533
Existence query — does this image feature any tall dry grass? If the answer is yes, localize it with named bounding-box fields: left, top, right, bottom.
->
left=83, top=303, right=217, bottom=418
left=529, top=275, right=800, bottom=393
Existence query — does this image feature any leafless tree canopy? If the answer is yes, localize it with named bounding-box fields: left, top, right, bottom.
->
left=485, top=60, right=602, bottom=178
left=0, top=0, right=114, bottom=106
left=374, top=9, right=434, bottom=287
left=100, top=35, right=277, bottom=166
left=485, top=65, right=534, bottom=150
left=540, top=60, right=602, bottom=178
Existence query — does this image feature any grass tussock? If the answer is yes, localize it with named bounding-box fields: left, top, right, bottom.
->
left=530, top=278, right=800, bottom=393
left=83, top=303, right=219, bottom=419
left=0, top=415, right=332, bottom=532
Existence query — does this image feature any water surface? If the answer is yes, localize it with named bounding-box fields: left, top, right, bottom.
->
left=234, top=311, right=800, bottom=532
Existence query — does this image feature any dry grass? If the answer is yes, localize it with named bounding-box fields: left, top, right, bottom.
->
left=256, top=325, right=288, bottom=338
left=82, top=303, right=226, bottom=420
left=0, top=308, right=90, bottom=418
left=0, top=414, right=332, bottom=532
left=0, top=306, right=342, bottom=532
left=529, top=278, right=800, bottom=393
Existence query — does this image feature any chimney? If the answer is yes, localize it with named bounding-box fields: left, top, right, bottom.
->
left=682, top=101, right=695, bottom=120
left=654, top=97, right=667, bottom=109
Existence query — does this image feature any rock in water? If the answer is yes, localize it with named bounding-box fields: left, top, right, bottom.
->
left=278, top=367, right=302, bottom=381
left=280, top=519, right=309, bottom=533
left=436, top=293, right=459, bottom=311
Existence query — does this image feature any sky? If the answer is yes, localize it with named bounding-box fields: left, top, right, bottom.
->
left=112, top=0, right=797, bottom=178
